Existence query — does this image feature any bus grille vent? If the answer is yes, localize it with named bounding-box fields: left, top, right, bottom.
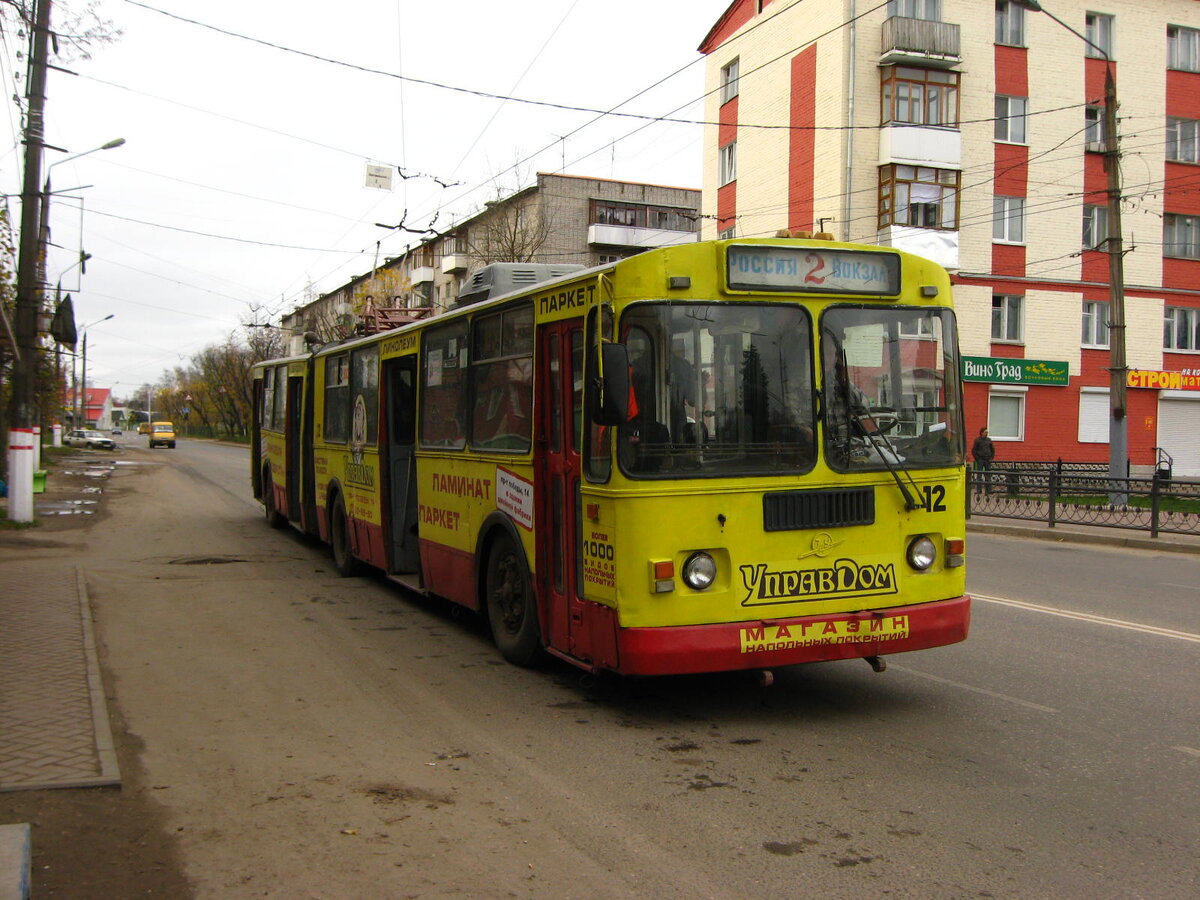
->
left=762, top=488, right=875, bottom=531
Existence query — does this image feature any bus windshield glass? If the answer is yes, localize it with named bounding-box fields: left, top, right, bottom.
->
left=618, top=303, right=815, bottom=477
left=820, top=306, right=963, bottom=471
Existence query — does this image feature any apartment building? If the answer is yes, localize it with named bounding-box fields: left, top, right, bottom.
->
left=700, top=0, right=1200, bottom=476
left=281, top=173, right=699, bottom=352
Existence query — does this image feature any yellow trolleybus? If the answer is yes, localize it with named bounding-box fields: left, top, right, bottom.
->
left=251, top=237, right=969, bottom=677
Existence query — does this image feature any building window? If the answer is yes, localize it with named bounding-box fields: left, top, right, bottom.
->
left=1083, top=204, right=1108, bottom=250
left=879, top=165, right=960, bottom=230
left=1084, top=105, right=1106, bottom=149
left=719, top=141, right=737, bottom=186
left=1167, top=117, right=1200, bottom=164
left=1085, top=12, right=1113, bottom=58
left=993, top=196, right=1025, bottom=243
left=1077, top=388, right=1110, bottom=443
left=881, top=66, right=960, bottom=127
left=718, top=226, right=736, bottom=240
left=1164, top=306, right=1200, bottom=351
left=994, top=95, right=1028, bottom=143
left=591, top=200, right=696, bottom=232
left=1165, top=213, right=1200, bottom=259
left=988, top=388, right=1025, bottom=440
left=888, top=0, right=940, bottom=20
left=992, top=294, right=1023, bottom=342
left=1082, top=300, right=1110, bottom=348
left=995, top=1, right=1025, bottom=46
left=720, top=58, right=740, bottom=104
left=1168, top=25, right=1200, bottom=72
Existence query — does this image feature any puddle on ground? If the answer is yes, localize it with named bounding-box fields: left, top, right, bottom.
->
left=80, top=486, right=102, bottom=494
left=36, top=499, right=98, bottom=515
left=113, top=460, right=151, bottom=467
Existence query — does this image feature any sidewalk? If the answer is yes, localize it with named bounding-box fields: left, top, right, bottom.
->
left=0, top=561, right=120, bottom=793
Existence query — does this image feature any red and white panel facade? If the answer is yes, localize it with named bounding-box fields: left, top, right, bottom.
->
left=700, top=0, right=1200, bottom=475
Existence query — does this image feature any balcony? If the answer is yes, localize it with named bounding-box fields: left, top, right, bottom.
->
left=441, top=254, right=468, bottom=274
left=877, top=225, right=959, bottom=270
left=410, top=266, right=436, bottom=285
left=880, top=16, right=961, bottom=68
left=879, top=125, right=961, bottom=169
left=587, top=224, right=697, bottom=249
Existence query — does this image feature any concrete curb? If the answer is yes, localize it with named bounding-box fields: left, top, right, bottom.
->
left=968, top=521, right=1200, bottom=554
left=0, top=824, right=30, bottom=900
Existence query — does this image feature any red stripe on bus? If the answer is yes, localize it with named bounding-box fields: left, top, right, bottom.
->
left=614, top=597, right=971, bottom=677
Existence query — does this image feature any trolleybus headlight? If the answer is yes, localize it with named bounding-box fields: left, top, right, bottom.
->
left=681, top=552, right=717, bottom=590
left=906, top=536, right=937, bottom=571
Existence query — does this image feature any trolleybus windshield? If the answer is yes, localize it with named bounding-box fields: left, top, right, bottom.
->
left=820, top=306, right=963, bottom=471
left=617, top=302, right=815, bottom=477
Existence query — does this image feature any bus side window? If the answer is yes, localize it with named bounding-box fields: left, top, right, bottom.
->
left=420, top=320, right=468, bottom=450
left=470, top=305, right=533, bottom=452
left=584, top=306, right=612, bottom=482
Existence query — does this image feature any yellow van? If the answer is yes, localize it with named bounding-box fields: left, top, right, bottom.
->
left=137, top=422, right=152, bottom=435
left=148, top=421, right=176, bottom=449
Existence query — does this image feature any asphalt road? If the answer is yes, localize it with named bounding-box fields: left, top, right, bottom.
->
left=84, top=437, right=1200, bottom=898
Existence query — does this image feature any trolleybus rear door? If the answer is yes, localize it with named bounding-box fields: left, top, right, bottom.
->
left=286, top=376, right=303, bottom=520
left=537, top=323, right=585, bottom=659
left=384, top=357, right=421, bottom=573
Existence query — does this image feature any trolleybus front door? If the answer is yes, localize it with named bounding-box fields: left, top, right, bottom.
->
left=537, top=323, right=585, bottom=660
left=384, top=357, right=420, bottom=573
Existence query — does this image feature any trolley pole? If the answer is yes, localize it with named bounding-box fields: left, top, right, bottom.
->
left=6, top=0, right=53, bottom=523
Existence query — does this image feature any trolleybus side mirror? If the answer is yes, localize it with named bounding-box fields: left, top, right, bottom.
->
left=591, top=342, right=630, bottom=426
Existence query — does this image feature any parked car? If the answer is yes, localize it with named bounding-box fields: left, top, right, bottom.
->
left=111, top=427, right=122, bottom=435
left=65, top=429, right=116, bottom=451
left=148, top=421, right=176, bottom=449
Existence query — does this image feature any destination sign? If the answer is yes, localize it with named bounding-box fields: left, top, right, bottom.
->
left=726, top=245, right=900, bottom=296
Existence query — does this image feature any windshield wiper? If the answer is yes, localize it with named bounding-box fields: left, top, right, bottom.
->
left=842, top=391, right=926, bottom=511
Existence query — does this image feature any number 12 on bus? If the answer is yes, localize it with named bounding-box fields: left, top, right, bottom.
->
left=251, top=237, right=969, bottom=679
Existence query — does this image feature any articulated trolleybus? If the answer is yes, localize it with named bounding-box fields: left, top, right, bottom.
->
left=252, top=237, right=969, bottom=678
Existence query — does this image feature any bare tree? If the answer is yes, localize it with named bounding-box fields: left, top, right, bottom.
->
left=466, top=165, right=553, bottom=264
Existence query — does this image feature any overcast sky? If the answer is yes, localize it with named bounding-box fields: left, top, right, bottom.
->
left=2, top=0, right=733, bottom=399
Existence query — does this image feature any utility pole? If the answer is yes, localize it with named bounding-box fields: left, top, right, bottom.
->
left=7, top=0, right=53, bottom=523
left=1015, top=1, right=1127, bottom=503
left=1103, top=66, right=1128, bottom=504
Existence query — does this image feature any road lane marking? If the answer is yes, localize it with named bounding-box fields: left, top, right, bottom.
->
left=1173, top=746, right=1200, bottom=758
left=1161, top=582, right=1200, bottom=592
left=889, top=665, right=1058, bottom=713
left=973, top=594, right=1200, bottom=644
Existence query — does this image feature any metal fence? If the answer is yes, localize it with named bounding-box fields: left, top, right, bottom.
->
left=967, top=460, right=1200, bottom=538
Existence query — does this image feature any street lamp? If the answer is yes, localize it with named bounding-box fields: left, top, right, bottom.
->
left=1013, top=1, right=1127, bottom=502
left=75, top=314, right=114, bottom=428
left=40, top=138, right=125, bottom=292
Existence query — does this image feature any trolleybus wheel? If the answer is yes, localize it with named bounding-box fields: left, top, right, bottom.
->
left=485, top=532, right=541, bottom=666
left=329, top=494, right=359, bottom=577
left=262, top=468, right=286, bottom=529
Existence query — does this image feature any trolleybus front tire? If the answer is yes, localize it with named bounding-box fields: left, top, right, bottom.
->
left=329, top=494, right=360, bottom=577
left=485, top=532, right=541, bottom=666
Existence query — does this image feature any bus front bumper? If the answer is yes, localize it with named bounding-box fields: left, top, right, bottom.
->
left=615, top=596, right=970, bottom=676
